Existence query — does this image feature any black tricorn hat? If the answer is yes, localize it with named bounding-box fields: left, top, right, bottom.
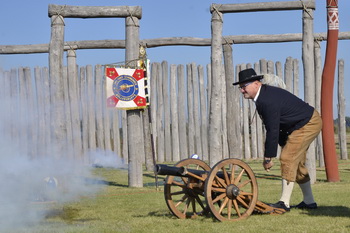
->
left=232, top=68, right=264, bottom=85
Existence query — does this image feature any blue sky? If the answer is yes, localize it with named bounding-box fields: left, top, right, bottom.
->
left=0, top=0, right=349, bottom=116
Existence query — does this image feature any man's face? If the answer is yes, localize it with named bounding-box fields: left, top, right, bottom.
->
left=239, top=81, right=260, bottom=99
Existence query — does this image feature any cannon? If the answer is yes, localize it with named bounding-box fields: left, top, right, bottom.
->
left=155, top=158, right=285, bottom=222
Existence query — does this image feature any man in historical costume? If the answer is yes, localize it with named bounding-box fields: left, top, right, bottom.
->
left=233, top=68, right=322, bottom=211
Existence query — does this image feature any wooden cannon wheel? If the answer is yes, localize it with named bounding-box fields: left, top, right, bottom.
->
left=204, top=158, right=258, bottom=222
left=164, top=158, right=211, bottom=219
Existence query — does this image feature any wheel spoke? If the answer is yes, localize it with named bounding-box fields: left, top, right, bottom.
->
left=218, top=197, right=229, bottom=214
left=175, top=194, right=188, bottom=208
left=236, top=195, right=249, bottom=208
left=211, top=187, right=226, bottom=193
left=234, top=169, right=245, bottom=185
left=183, top=198, right=190, bottom=214
left=233, top=199, right=241, bottom=217
left=195, top=195, right=206, bottom=210
left=239, top=191, right=253, bottom=196
left=238, top=179, right=251, bottom=189
left=213, top=192, right=226, bottom=204
left=214, top=175, right=227, bottom=188
left=191, top=198, right=197, bottom=213
left=180, top=177, right=188, bottom=184
left=170, top=190, right=185, bottom=196
left=221, top=166, right=230, bottom=184
left=192, top=188, right=205, bottom=196
left=227, top=199, right=232, bottom=219
left=171, top=180, right=186, bottom=188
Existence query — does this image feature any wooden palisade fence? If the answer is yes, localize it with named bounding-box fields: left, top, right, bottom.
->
left=0, top=57, right=347, bottom=165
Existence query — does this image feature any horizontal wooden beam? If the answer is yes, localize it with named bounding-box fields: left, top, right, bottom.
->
left=48, top=4, right=142, bottom=19
left=143, top=37, right=211, bottom=47
left=1, top=32, right=349, bottom=54
left=211, top=0, right=315, bottom=13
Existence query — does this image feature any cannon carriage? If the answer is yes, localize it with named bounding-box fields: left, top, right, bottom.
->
left=155, top=158, right=285, bottom=222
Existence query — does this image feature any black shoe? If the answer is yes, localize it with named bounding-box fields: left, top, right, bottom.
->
left=268, top=201, right=290, bottom=212
left=291, top=201, right=318, bottom=209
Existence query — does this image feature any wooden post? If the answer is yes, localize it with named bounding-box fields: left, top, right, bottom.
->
left=162, top=61, right=172, bottom=161
left=95, top=64, right=105, bottom=152
left=260, top=59, right=267, bottom=74
left=249, top=100, right=258, bottom=159
left=2, top=70, right=12, bottom=152
left=170, top=64, right=180, bottom=161
left=63, top=67, right=74, bottom=158
left=267, top=60, right=274, bottom=74
left=122, top=111, right=128, bottom=163
left=102, top=72, right=112, bottom=153
left=198, top=65, right=209, bottom=161
left=143, top=108, right=153, bottom=171
left=79, top=67, right=89, bottom=163
left=67, top=49, right=83, bottom=160
left=10, top=68, right=20, bottom=154
left=302, top=6, right=316, bottom=184
left=125, top=15, right=143, bottom=187
left=18, top=68, right=28, bottom=156
left=86, top=65, right=96, bottom=160
left=209, top=8, right=223, bottom=166
left=192, top=63, right=203, bottom=157
left=49, top=13, right=66, bottom=157
left=187, top=64, right=195, bottom=156
left=112, top=110, right=122, bottom=160
left=207, top=64, right=212, bottom=114
left=314, top=40, right=325, bottom=167
left=292, top=59, right=300, bottom=96
left=150, top=63, right=158, bottom=160
left=177, top=64, right=188, bottom=160
left=156, top=63, right=164, bottom=162
left=254, top=62, right=263, bottom=158
left=284, top=57, right=293, bottom=93
left=337, top=59, right=348, bottom=160
left=223, top=43, right=241, bottom=159
left=221, top=64, right=229, bottom=159
left=239, top=64, right=251, bottom=160
left=24, top=67, right=38, bottom=158
left=34, top=67, right=46, bottom=157
left=275, top=61, right=283, bottom=78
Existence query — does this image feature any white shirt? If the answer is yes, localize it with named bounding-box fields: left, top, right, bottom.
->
left=254, top=85, right=262, bottom=102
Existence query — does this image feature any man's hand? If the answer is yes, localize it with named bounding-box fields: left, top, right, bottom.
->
left=262, top=157, right=273, bottom=172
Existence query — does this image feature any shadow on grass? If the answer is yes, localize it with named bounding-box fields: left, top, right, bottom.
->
left=45, top=207, right=100, bottom=223
left=299, top=206, right=350, bottom=217
left=254, top=173, right=281, bottom=181
left=84, top=177, right=128, bottom=188
left=143, top=211, right=211, bottom=221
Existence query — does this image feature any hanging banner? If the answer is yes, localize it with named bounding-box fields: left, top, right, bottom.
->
left=106, top=67, right=148, bottom=110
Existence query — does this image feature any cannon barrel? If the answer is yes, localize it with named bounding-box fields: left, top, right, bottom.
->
left=155, top=164, right=208, bottom=177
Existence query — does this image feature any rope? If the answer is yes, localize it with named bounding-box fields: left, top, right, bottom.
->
left=314, top=36, right=324, bottom=48
left=65, top=43, right=77, bottom=56
left=127, top=6, right=138, bottom=27
left=103, top=58, right=141, bottom=68
left=51, top=5, right=66, bottom=26
left=300, top=0, right=314, bottom=19
left=211, top=4, right=223, bottom=23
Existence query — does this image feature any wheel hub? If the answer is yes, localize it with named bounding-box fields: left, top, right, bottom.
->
left=226, top=184, right=240, bottom=199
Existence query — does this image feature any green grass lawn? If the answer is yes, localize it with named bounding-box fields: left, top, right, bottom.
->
left=9, top=159, right=350, bottom=233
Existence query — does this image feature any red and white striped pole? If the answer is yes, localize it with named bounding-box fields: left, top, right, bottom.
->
left=321, top=0, right=340, bottom=182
